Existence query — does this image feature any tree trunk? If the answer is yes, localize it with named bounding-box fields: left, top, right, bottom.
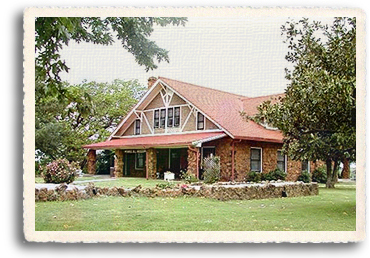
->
left=326, top=158, right=339, bottom=188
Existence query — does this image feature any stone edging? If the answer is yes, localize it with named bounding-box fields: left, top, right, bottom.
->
left=35, top=181, right=318, bottom=202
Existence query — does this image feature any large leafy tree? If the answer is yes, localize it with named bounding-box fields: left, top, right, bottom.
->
left=35, top=17, right=187, bottom=97
left=35, top=79, right=146, bottom=165
left=248, top=17, right=356, bottom=188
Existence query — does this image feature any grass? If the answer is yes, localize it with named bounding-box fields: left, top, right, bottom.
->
left=35, top=179, right=356, bottom=231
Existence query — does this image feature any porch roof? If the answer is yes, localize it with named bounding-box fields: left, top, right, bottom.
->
left=83, top=132, right=227, bottom=150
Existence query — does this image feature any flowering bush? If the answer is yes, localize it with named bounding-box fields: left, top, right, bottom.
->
left=42, top=159, right=79, bottom=184
left=202, top=154, right=220, bottom=184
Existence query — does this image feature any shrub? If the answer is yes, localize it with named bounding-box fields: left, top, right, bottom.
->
left=297, top=171, right=311, bottom=183
left=262, top=168, right=287, bottom=181
left=202, top=155, right=220, bottom=184
left=156, top=182, right=174, bottom=189
left=246, top=171, right=262, bottom=183
left=312, top=166, right=327, bottom=183
left=180, top=169, right=198, bottom=183
left=42, top=158, right=79, bottom=184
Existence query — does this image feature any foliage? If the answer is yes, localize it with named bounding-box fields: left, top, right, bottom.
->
left=41, top=158, right=79, bottom=184
left=245, top=171, right=262, bottom=183
left=244, top=17, right=356, bottom=188
left=312, top=166, right=328, bottom=183
left=156, top=181, right=175, bottom=189
left=35, top=79, right=145, bottom=164
left=262, top=168, right=287, bottom=181
left=35, top=17, right=187, bottom=98
left=180, top=169, right=198, bottom=183
left=202, top=155, right=220, bottom=184
left=297, top=171, right=311, bottom=183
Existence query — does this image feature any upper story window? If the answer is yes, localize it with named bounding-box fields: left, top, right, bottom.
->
left=167, top=107, right=174, bottom=127
left=135, top=119, right=141, bottom=135
left=154, top=110, right=159, bottom=128
left=160, top=108, right=166, bottom=128
left=250, top=148, right=262, bottom=172
left=197, top=112, right=205, bottom=130
left=153, top=106, right=181, bottom=129
left=174, top=107, right=180, bottom=127
left=277, top=150, right=286, bottom=172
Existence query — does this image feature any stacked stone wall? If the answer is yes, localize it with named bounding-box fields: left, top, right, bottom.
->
left=114, top=150, right=124, bottom=177
left=146, top=148, right=157, bottom=179
left=87, top=150, right=97, bottom=175
left=35, top=182, right=319, bottom=202
left=187, top=147, right=199, bottom=177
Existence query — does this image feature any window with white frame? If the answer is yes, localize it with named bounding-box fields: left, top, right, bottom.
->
left=153, top=106, right=181, bottom=129
left=197, top=112, right=205, bottom=130
left=174, top=107, right=180, bottom=127
left=134, top=119, right=141, bottom=135
left=154, top=110, right=159, bottom=128
left=277, top=150, right=286, bottom=172
left=250, top=148, right=262, bottom=172
left=135, top=152, right=145, bottom=170
left=160, top=108, right=166, bottom=128
left=301, top=160, right=310, bottom=173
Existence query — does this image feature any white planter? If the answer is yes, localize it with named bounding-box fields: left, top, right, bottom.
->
left=164, top=172, right=175, bottom=181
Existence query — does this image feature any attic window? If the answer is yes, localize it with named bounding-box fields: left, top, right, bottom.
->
left=197, top=112, right=205, bottom=130
left=135, top=119, right=141, bottom=135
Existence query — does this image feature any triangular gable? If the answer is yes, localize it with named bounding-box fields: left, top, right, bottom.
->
left=109, top=78, right=227, bottom=139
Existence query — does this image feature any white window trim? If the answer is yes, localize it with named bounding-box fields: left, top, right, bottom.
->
left=302, top=160, right=311, bottom=173
left=277, top=149, right=287, bottom=172
left=134, top=119, right=141, bottom=135
left=250, top=147, right=263, bottom=173
left=196, top=111, right=206, bottom=131
left=135, top=152, right=145, bottom=170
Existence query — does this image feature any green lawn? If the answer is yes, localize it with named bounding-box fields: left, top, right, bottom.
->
left=35, top=180, right=356, bottom=231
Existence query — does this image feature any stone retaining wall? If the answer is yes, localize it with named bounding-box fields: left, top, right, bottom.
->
left=35, top=181, right=318, bottom=202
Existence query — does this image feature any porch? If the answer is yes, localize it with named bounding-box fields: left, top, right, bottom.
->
left=83, top=132, right=225, bottom=180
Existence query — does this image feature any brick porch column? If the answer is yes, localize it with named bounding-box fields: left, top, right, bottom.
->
left=114, top=149, right=124, bottom=177
left=146, top=148, right=157, bottom=179
left=87, top=149, right=96, bottom=175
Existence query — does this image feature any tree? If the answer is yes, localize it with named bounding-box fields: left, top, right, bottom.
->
left=35, top=17, right=187, bottom=97
left=35, top=79, right=146, bottom=165
left=246, top=17, right=356, bottom=188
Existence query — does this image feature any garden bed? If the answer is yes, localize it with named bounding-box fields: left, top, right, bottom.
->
left=35, top=181, right=318, bottom=202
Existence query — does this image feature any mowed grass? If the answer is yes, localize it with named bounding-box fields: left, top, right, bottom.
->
left=35, top=181, right=356, bottom=231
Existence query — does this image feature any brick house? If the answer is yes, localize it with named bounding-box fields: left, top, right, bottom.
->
left=83, top=77, right=323, bottom=181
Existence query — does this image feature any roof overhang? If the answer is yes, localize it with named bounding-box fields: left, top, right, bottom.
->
left=84, top=132, right=227, bottom=150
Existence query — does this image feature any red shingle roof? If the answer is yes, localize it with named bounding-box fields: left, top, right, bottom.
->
left=83, top=132, right=227, bottom=150
left=159, top=77, right=284, bottom=143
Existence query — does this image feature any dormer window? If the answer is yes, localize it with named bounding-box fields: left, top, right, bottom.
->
left=197, top=112, right=205, bottom=130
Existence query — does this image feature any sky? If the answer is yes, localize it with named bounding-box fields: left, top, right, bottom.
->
left=59, top=16, right=335, bottom=97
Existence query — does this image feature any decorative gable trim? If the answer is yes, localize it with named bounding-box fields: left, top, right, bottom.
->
left=109, top=78, right=234, bottom=140
left=158, top=79, right=234, bottom=139
left=108, top=79, right=161, bottom=140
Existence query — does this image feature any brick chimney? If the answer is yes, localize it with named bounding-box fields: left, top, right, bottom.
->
left=147, top=76, right=157, bottom=90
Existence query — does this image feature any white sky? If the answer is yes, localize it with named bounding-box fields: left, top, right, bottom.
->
left=59, top=16, right=335, bottom=97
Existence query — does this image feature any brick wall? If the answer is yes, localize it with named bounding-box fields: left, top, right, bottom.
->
left=146, top=148, right=157, bottom=179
